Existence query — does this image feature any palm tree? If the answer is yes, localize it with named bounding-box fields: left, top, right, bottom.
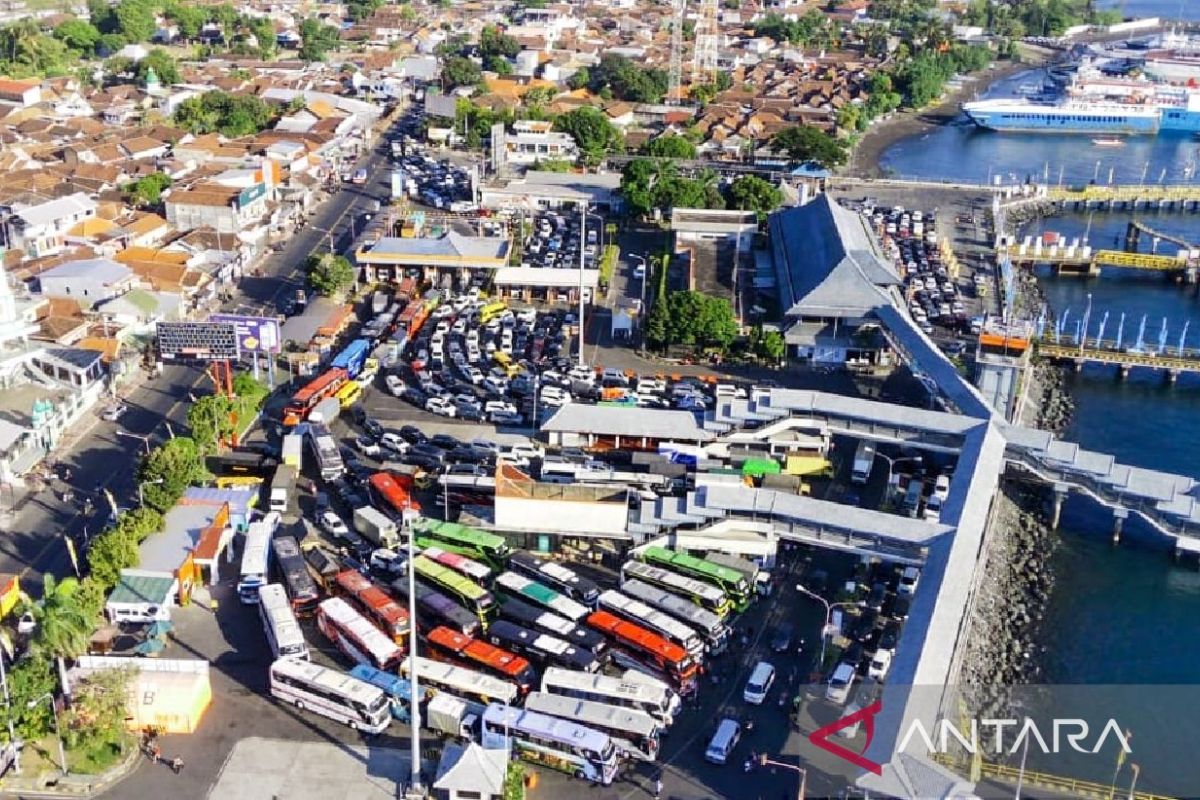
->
left=29, top=576, right=92, bottom=663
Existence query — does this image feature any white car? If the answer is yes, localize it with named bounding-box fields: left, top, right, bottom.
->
left=715, top=383, right=746, bottom=399
left=425, top=396, right=458, bottom=417
left=483, top=376, right=508, bottom=395
left=507, top=443, right=545, bottom=461
left=868, top=649, right=893, bottom=681
left=932, top=474, right=951, bottom=501
left=356, top=365, right=379, bottom=388
left=101, top=403, right=128, bottom=422
left=898, top=566, right=920, bottom=597
left=539, top=386, right=570, bottom=407
left=452, top=318, right=467, bottom=335
left=466, top=366, right=485, bottom=385
left=568, top=366, right=594, bottom=384
left=320, top=511, right=350, bottom=539
left=385, top=374, right=406, bottom=397
left=485, top=400, right=517, bottom=416
left=356, top=436, right=382, bottom=457
left=380, top=432, right=407, bottom=453
left=636, top=378, right=666, bottom=394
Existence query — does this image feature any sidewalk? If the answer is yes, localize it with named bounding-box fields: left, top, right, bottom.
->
left=0, top=745, right=140, bottom=798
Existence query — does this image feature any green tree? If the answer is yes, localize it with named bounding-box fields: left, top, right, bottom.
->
left=758, top=329, right=786, bottom=363
left=233, top=372, right=269, bottom=404
left=188, top=395, right=235, bottom=453
left=346, top=0, right=383, bottom=21
left=246, top=17, right=277, bottom=60
left=123, top=173, right=172, bottom=207
left=486, top=55, right=512, bottom=75
left=298, top=17, right=338, bottom=61
left=589, top=53, right=668, bottom=103
left=0, top=657, right=56, bottom=742
left=566, top=66, right=589, bottom=91
left=60, top=667, right=135, bottom=761
left=666, top=291, right=738, bottom=350
left=771, top=125, right=848, bottom=168
left=535, top=158, right=573, bottom=172
left=173, top=91, right=275, bottom=136
left=53, top=19, right=101, bottom=54
left=443, top=56, right=482, bottom=89
left=308, top=253, right=355, bottom=297
left=28, top=575, right=91, bottom=661
left=645, top=133, right=696, bottom=159
left=89, top=0, right=117, bottom=34
left=114, top=0, right=156, bottom=42
left=85, top=525, right=139, bottom=589
left=555, top=106, right=622, bottom=166
left=0, top=20, right=70, bottom=77
left=480, top=25, right=520, bottom=58
left=727, top=174, right=782, bottom=214
left=140, top=436, right=209, bottom=513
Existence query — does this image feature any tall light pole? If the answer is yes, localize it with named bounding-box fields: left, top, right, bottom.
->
left=578, top=202, right=588, bottom=367
left=873, top=453, right=922, bottom=498
left=401, top=508, right=422, bottom=798
left=28, top=694, right=66, bottom=777
left=757, top=754, right=807, bottom=800
left=138, top=477, right=164, bottom=507
left=795, top=584, right=861, bottom=674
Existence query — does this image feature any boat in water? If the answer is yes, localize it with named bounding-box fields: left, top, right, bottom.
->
left=963, top=64, right=1200, bottom=136
left=1091, top=137, right=1125, bottom=146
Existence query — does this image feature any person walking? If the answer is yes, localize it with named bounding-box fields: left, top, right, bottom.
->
left=150, top=742, right=162, bottom=764
left=653, top=777, right=663, bottom=799
left=170, top=756, right=184, bottom=774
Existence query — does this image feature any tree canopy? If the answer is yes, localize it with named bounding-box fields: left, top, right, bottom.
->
left=53, top=19, right=101, bottom=54
left=173, top=90, right=276, bottom=137
left=443, top=56, right=482, bottom=89
left=138, top=47, right=181, bottom=84
left=480, top=25, right=521, bottom=59
left=663, top=291, right=739, bottom=350
left=752, top=11, right=834, bottom=48
left=139, top=436, right=209, bottom=513
left=554, top=106, right=623, bottom=166
left=123, top=173, right=172, bottom=207
left=728, top=175, right=783, bottom=215
left=645, top=134, right=697, bottom=160
left=620, top=159, right=724, bottom=217
left=308, top=253, right=356, bottom=297
left=771, top=125, right=848, bottom=168
left=588, top=53, right=669, bottom=104
left=298, top=17, right=339, bottom=61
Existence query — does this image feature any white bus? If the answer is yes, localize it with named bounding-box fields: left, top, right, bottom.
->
left=620, top=578, right=730, bottom=655
left=316, top=597, right=403, bottom=671
left=540, top=666, right=680, bottom=727
left=524, top=691, right=661, bottom=762
left=258, top=584, right=309, bottom=660
left=400, top=656, right=520, bottom=707
left=268, top=657, right=391, bottom=734
left=308, top=423, right=345, bottom=481
left=481, top=703, right=619, bottom=785
left=495, top=571, right=589, bottom=622
left=620, top=560, right=732, bottom=619
left=597, top=590, right=705, bottom=660
left=238, top=513, right=279, bottom=604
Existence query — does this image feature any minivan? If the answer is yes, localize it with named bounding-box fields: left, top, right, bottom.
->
left=826, top=663, right=857, bottom=705
left=743, top=661, right=776, bottom=705
left=705, top=718, right=741, bottom=764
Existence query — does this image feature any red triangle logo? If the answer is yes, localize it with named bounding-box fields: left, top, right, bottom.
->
left=807, top=699, right=883, bottom=775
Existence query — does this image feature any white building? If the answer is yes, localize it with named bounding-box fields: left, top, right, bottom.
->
left=502, top=120, right=578, bottom=166
left=3, top=193, right=98, bottom=259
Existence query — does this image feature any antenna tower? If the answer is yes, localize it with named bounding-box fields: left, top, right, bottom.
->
left=691, top=0, right=718, bottom=86
left=667, top=0, right=685, bottom=106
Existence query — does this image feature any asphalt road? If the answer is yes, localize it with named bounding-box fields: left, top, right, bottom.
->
left=0, top=117, right=399, bottom=593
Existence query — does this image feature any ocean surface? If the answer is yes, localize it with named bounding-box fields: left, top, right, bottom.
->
left=880, top=5, right=1200, bottom=786
left=1095, top=0, right=1200, bottom=21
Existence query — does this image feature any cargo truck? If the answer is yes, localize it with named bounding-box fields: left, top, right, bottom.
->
left=424, top=692, right=484, bottom=739
left=354, top=506, right=400, bottom=550
left=282, top=433, right=303, bottom=470
left=268, top=464, right=298, bottom=517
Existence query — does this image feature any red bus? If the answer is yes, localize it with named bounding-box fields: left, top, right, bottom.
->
left=283, top=368, right=348, bottom=426
left=369, top=472, right=422, bottom=516
left=397, top=301, right=430, bottom=338
left=585, top=610, right=698, bottom=693
left=334, top=570, right=410, bottom=646
left=396, top=277, right=417, bottom=302
left=425, top=626, right=535, bottom=693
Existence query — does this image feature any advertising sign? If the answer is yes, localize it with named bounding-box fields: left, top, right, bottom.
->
left=157, top=322, right=239, bottom=362
left=237, top=183, right=266, bottom=208
left=209, top=314, right=281, bottom=354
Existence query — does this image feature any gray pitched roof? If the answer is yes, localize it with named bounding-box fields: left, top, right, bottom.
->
left=769, top=193, right=900, bottom=318
left=541, top=404, right=714, bottom=442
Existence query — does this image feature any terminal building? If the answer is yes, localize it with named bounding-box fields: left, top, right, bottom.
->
left=354, top=233, right=510, bottom=289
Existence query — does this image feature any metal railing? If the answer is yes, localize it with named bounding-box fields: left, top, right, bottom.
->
left=933, top=753, right=1176, bottom=800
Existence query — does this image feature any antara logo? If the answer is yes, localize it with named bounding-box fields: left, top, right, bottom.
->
left=809, top=700, right=1132, bottom=775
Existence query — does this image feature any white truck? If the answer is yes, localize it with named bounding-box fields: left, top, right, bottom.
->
left=307, top=397, right=341, bottom=426
left=268, top=464, right=298, bottom=517
left=282, top=433, right=303, bottom=470
left=424, top=692, right=483, bottom=739
left=851, top=441, right=876, bottom=485
left=354, top=506, right=399, bottom=550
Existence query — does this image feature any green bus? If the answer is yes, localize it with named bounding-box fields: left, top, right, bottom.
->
left=638, top=546, right=751, bottom=612
left=412, top=519, right=511, bottom=571
left=412, top=556, right=498, bottom=625
left=741, top=458, right=781, bottom=478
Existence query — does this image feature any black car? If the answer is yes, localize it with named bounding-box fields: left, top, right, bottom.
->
left=770, top=623, right=794, bottom=653
left=447, top=444, right=491, bottom=464
left=403, top=453, right=442, bottom=471
left=852, top=609, right=879, bottom=642
left=398, top=425, right=427, bottom=444
left=446, top=463, right=487, bottom=477
left=866, top=582, right=887, bottom=612
left=350, top=405, right=368, bottom=425
left=410, top=443, right=446, bottom=462
left=456, top=405, right=483, bottom=422
left=402, top=386, right=429, bottom=408
left=878, top=620, right=901, bottom=652
left=430, top=434, right=461, bottom=452
left=842, top=641, right=865, bottom=673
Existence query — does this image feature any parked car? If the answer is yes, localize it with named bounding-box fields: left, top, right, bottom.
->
left=425, top=396, right=458, bottom=418
left=320, top=511, right=350, bottom=539
left=356, top=436, right=382, bottom=457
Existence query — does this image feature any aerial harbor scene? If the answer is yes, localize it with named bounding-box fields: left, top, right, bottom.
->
left=0, top=0, right=1198, bottom=798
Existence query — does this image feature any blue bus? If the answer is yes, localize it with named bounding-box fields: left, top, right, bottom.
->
left=331, top=339, right=371, bottom=379
left=349, top=664, right=428, bottom=722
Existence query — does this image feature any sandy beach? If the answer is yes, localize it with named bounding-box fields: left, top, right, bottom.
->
left=846, top=51, right=1054, bottom=178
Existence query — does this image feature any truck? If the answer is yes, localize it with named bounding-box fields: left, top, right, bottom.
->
left=903, top=478, right=925, bottom=518
left=307, top=397, right=341, bottom=426
left=268, top=464, right=298, bottom=517
left=354, top=506, right=399, bottom=550
left=759, top=473, right=811, bottom=495
left=282, top=434, right=303, bottom=470
left=851, top=441, right=877, bottom=485
left=424, top=692, right=484, bottom=740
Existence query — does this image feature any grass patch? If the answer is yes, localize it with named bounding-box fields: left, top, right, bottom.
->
left=67, top=735, right=130, bottom=775
left=598, top=244, right=619, bottom=288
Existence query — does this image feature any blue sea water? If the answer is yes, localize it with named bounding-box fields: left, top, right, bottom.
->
left=879, top=0, right=1200, bottom=705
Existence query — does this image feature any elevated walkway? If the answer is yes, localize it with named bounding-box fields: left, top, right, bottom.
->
left=1000, top=243, right=1190, bottom=275
left=1037, top=339, right=1200, bottom=378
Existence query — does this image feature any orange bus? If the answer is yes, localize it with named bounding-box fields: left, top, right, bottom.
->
left=283, top=368, right=348, bottom=426
left=369, top=472, right=422, bottom=516
left=397, top=300, right=431, bottom=338
left=585, top=610, right=698, bottom=694
left=425, top=626, right=536, bottom=693
left=333, top=569, right=410, bottom=646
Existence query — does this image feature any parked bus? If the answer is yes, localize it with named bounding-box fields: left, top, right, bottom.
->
left=485, top=620, right=601, bottom=673
left=207, top=449, right=277, bottom=478
left=390, top=577, right=481, bottom=637
left=258, top=584, right=309, bottom=660
left=495, top=572, right=588, bottom=622
left=349, top=664, right=428, bottom=722
left=306, top=423, right=344, bottom=481
left=620, top=579, right=729, bottom=655
left=316, top=597, right=404, bottom=672
left=270, top=534, right=320, bottom=617
left=524, top=692, right=660, bottom=762
left=419, top=546, right=492, bottom=583
left=425, top=626, right=536, bottom=692
left=411, top=519, right=510, bottom=570
left=481, top=703, right=618, bottom=785
left=597, top=590, right=705, bottom=660
left=703, top=552, right=764, bottom=597
left=268, top=657, right=391, bottom=734
left=334, top=380, right=364, bottom=409
left=237, top=513, right=278, bottom=604
left=331, top=339, right=371, bottom=379
left=620, top=561, right=732, bottom=619
left=412, top=556, right=496, bottom=624
left=497, top=596, right=607, bottom=656
left=370, top=472, right=422, bottom=518
left=540, top=667, right=680, bottom=728
left=507, top=553, right=600, bottom=607
left=283, top=368, right=348, bottom=426
left=585, top=610, right=698, bottom=693
left=333, top=569, right=409, bottom=644
left=400, top=656, right=519, bottom=707
left=637, top=547, right=751, bottom=612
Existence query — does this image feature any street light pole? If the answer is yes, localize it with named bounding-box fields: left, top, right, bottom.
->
left=28, top=694, right=66, bottom=776
left=401, top=510, right=422, bottom=797
left=873, top=453, right=922, bottom=497
left=578, top=202, right=587, bottom=367
left=757, top=755, right=807, bottom=800
left=795, top=585, right=860, bottom=674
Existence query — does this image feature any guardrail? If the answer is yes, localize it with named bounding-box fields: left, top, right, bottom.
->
left=933, top=754, right=1176, bottom=800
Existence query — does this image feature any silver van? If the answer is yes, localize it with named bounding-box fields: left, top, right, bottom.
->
left=742, top=661, right=776, bottom=705
left=705, top=717, right=741, bottom=764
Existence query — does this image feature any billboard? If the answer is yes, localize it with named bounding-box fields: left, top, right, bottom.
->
left=237, top=183, right=266, bottom=208
left=157, top=322, right=239, bottom=362
left=209, top=314, right=281, bottom=354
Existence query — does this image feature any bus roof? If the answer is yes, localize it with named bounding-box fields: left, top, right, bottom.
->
left=414, top=556, right=488, bottom=601
left=525, top=692, right=659, bottom=738
left=271, top=657, right=384, bottom=706
left=401, top=656, right=518, bottom=704
left=482, top=702, right=610, bottom=753
left=621, top=561, right=726, bottom=602
left=586, top=610, right=688, bottom=662
left=541, top=666, right=673, bottom=704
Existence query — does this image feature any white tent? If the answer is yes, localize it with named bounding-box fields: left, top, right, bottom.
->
left=433, top=742, right=508, bottom=800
